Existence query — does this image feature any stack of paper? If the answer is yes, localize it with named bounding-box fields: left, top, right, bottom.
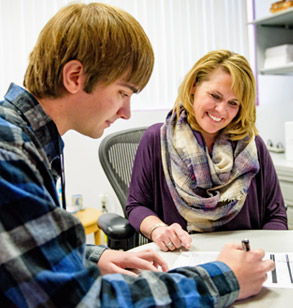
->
left=264, top=44, right=293, bottom=69
left=172, top=251, right=293, bottom=289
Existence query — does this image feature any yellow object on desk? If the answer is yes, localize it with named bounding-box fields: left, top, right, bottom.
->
left=74, top=207, right=102, bottom=245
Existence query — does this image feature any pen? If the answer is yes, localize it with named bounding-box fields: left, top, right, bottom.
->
left=241, top=238, right=250, bottom=251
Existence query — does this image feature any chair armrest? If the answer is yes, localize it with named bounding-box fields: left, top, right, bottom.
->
left=97, top=213, right=136, bottom=240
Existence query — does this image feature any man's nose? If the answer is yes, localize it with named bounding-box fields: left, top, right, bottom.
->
left=118, top=100, right=131, bottom=120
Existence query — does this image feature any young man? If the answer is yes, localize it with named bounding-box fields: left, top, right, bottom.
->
left=0, top=2, right=274, bottom=307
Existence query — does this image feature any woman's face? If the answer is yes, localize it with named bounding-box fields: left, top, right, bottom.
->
left=191, top=68, right=240, bottom=146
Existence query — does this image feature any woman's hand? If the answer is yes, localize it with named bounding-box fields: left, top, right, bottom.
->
left=151, top=223, right=192, bottom=251
left=97, top=248, right=169, bottom=276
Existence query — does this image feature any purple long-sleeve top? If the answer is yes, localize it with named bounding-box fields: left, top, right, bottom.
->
left=126, top=123, right=288, bottom=232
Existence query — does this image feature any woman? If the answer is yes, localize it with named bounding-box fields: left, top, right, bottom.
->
left=126, top=49, right=288, bottom=252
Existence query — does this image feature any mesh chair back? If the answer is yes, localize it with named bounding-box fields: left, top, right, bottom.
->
left=98, top=127, right=148, bottom=217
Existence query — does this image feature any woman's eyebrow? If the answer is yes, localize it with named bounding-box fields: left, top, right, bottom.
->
left=211, top=90, right=238, bottom=102
left=209, top=90, right=222, bottom=96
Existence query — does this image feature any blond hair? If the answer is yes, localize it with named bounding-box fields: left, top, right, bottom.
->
left=24, top=2, right=154, bottom=98
left=175, top=49, right=257, bottom=141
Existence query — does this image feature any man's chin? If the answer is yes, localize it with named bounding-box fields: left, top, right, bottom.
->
left=93, top=130, right=104, bottom=139
left=78, top=124, right=110, bottom=139
left=83, top=129, right=104, bottom=139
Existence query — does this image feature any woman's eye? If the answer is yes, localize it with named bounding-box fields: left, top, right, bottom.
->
left=229, top=101, right=239, bottom=107
left=211, top=93, right=220, bottom=100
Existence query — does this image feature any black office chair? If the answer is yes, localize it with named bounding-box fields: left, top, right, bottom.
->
left=97, top=127, right=150, bottom=250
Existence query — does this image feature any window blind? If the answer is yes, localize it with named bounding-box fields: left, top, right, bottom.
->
left=0, top=0, right=250, bottom=111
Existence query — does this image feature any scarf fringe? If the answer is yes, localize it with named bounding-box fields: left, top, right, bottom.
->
left=161, top=109, right=259, bottom=232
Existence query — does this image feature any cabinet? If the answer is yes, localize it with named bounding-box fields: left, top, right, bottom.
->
left=252, top=8, right=293, bottom=229
left=271, top=154, right=293, bottom=229
left=251, top=8, right=293, bottom=75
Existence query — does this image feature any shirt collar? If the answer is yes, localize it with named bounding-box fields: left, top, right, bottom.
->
left=4, top=83, right=63, bottom=163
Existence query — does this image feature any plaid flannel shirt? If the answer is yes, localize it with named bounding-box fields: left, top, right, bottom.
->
left=0, top=83, right=239, bottom=307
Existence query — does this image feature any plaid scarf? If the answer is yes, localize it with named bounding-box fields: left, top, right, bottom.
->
left=161, top=109, right=259, bottom=232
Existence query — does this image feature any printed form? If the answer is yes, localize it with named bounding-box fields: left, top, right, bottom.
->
left=172, top=252, right=293, bottom=288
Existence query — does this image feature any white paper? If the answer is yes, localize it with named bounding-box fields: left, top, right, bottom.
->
left=172, top=252, right=293, bottom=289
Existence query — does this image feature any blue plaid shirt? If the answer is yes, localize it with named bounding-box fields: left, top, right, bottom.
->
left=0, top=83, right=239, bottom=307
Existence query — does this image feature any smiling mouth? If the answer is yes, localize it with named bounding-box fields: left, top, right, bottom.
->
left=207, top=112, right=221, bottom=122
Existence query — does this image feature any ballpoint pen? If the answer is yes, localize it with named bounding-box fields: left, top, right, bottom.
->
left=241, top=238, right=250, bottom=251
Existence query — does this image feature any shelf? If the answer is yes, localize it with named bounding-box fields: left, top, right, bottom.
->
left=251, top=8, right=293, bottom=75
left=251, top=8, right=293, bottom=27
left=260, top=63, right=293, bottom=75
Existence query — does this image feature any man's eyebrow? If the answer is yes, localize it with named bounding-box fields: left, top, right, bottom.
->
left=119, top=82, right=139, bottom=94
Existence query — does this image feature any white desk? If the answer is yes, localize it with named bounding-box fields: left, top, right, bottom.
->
left=131, top=230, right=293, bottom=307
left=271, top=152, right=293, bottom=229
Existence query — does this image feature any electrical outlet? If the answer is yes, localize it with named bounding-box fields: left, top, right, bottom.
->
left=267, top=140, right=285, bottom=153
left=267, top=145, right=285, bottom=153
left=98, top=192, right=123, bottom=216
left=98, top=193, right=108, bottom=213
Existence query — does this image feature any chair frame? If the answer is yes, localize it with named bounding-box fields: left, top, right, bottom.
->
left=98, top=126, right=149, bottom=250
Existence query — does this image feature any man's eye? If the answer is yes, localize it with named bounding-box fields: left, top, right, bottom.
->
left=120, top=92, right=128, bottom=98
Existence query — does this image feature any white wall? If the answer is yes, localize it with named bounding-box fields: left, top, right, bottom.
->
left=253, top=0, right=293, bottom=147
left=256, top=76, right=293, bottom=146
left=60, top=0, right=293, bottom=214
left=1, top=0, right=273, bottom=216
left=63, top=110, right=167, bottom=215
left=61, top=0, right=250, bottom=214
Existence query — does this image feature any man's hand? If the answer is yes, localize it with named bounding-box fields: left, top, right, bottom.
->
left=97, top=248, right=169, bottom=276
left=152, top=223, right=192, bottom=251
left=217, top=243, right=275, bottom=300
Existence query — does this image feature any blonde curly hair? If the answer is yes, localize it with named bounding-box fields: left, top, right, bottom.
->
left=174, top=49, right=257, bottom=141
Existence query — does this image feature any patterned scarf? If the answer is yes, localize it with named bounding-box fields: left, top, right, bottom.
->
left=161, top=109, right=259, bottom=232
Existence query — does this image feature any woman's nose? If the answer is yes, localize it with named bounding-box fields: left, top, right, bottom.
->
left=215, top=102, right=227, bottom=113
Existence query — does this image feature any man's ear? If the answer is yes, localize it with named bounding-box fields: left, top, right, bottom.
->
left=63, top=60, right=85, bottom=94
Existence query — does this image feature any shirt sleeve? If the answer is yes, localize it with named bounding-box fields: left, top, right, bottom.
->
left=126, top=124, right=162, bottom=231
left=0, top=146, right=97, bottom=306
left=0, top=145, right=240, bottom=307
left=256, top=136, right=288, bottom=229
left=79, top=261, right=239, bottom=308
left=86, top=244, right=108, bottom=263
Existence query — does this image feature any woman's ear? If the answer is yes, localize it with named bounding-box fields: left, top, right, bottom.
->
left=190, top=82, right=196, bottom=95
left=63, top=60, right=85, bottom=94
